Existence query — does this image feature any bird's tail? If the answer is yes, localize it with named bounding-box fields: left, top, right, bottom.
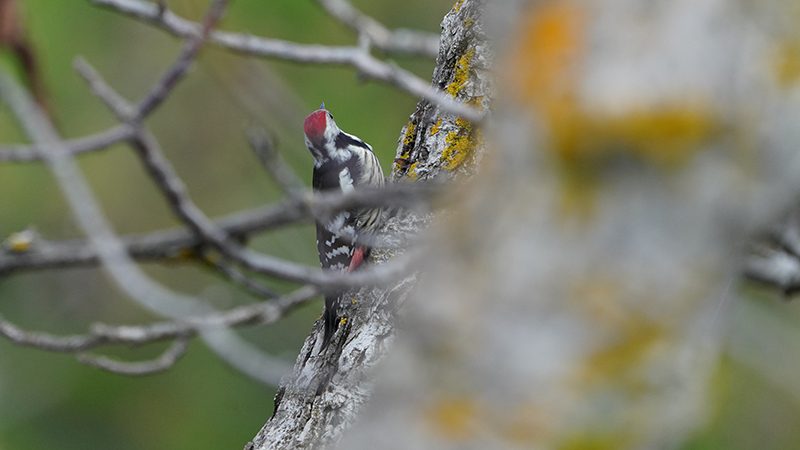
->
left=321, top=294, right=339, bottom=349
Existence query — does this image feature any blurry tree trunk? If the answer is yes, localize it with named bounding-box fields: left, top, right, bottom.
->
left=252, top=0, right=800, bottom=449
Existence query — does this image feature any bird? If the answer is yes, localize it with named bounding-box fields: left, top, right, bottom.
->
left=303, top=103, right=384, bottom=349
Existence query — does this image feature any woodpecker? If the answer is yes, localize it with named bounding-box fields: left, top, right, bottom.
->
left=304, top=104, right=384, bottom=349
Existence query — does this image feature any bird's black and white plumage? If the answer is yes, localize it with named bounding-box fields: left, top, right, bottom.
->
left=304, top=104, right=384, bottom=349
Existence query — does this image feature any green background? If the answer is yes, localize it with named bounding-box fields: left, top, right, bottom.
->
left=0, top=1, right=799, bottom=449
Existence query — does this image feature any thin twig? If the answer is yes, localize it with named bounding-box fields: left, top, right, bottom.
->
left=0, top=123, right=134, bottom=162
left=313, top=0, right=439, bottom=58
left=0, top=60, right=291, bottom=386
left=207, top=254, right=282, bottom=299
left=75, top=50, right=307, bottom=303
left=0, top=201, right=307, bottom=275
left=73, top=56, right=135, bottom=120
left=122, top=109, right=411, bottom=289
left=0, top=183, right=433, bottom=277
left=0, top=285, right=319, bottom=352
left=89, top=0, right=485, bottom=123
left=77, top=337, right=190, bottom=376
left=134, top=0, right=230, bottom=119
left=247, top=127, right=307, bottom=197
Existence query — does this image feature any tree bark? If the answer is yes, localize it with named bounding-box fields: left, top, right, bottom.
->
left=249, top=1, right=490, bottom=449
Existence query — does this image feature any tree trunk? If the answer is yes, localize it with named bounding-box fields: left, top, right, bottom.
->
left=249, top=1, right=489, bottom=449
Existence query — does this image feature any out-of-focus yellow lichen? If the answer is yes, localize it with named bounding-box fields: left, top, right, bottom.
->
left=8, top=240, right=30, bottom=253
left=775, top=39, right=800, bottom=86
left=202, top=251, right=221, bottom=265
left=558, top=433, right=631, bottom=450
left=554, top=105, right=717, bottom=218
left=496, top=404, right=548, bottom=445
left=506, top=2, right=717, bottom=218
left=584, top=320, right=664, bottom=389
left=508, top=1, right=585, bottom=108
left=562, top=107, right=716, bottom=167
left=350, top=298, right=357, bottom=304
left=430, top=119, right=442, bottom=135
left=442, top=118, right=482, bottom=170
left=447, top=48, right=475, bottom=97
left=464, top=17, right=474, bottom=29
left=453, top=0, right=465, bottom=13
left=569, top=276, right=669, bottom=391
left=4, top=230, right=35, bottom=252
left=426, top=397, right=477, bottom=440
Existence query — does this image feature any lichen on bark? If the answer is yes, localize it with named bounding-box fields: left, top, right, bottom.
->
left=249, top=1, right=490, bottom=449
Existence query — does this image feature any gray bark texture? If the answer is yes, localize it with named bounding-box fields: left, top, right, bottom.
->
left=249, top=1, right=490, bottom=449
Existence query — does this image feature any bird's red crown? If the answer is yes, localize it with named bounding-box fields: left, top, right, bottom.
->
left=304, top=109, right=328, bottom=140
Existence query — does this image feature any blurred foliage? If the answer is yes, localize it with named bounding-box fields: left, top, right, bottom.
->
left=0, top=0, right=449, bottom=449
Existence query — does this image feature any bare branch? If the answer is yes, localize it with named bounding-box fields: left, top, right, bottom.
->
left=134, top=0, right=231, bottom=119
left=0, top=201, right=306, bottom=275
left=77, top=337, right=190, bottom=376
left=0, top=182, right=431, bottom=278
left=0, top=314, right=108, bottom=352
left=0, top=285, right=319, bottom=353
left=73, top=56, right=135, bottom=120
left=313, top=0, right=439, bottom=58
left=207, top=255, right=282, bottom=299
left=247, top=127, right=307, bottom=197
left=120, top=124, right=423, bottom=288
left=89, top=0, right=485, bottom=123
left=0, top=123, right=134, bottom=162
left=0, top=63, right=295, bottom=385
left=66, top=54, right=331, bottom=288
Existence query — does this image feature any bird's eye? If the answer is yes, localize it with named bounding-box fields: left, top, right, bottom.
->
left=327, top=112, right=334, bottom=119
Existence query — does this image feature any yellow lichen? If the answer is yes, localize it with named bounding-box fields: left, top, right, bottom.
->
left=558, top=106, right=716, bottom=168
left=202, top=251, right=221, bottom=265
left=350, top=298, right=357, bottom=304
left=558, top=433, right=631, bottom=450
left=505, top=2, right=717, bottom=218
left=775, top=39, right=800, bottom=86
left=340, top=317, right=347, bottom=325
left=583, top=320, right=664, bottom=389
left=407, top=162, right=419, bottom=180
left=464, top=17, right=474, bottom=29
left=442, top=118, right=481, bottom=170
left=9, top=241, right=30, bottom=252
left=5, top=231, right=33, bottom=252
left=394, top=122, right=417, bottom=174
left=430, top=119, right=442, bottom=135
left=508, top=1, right=585, bottom=108
left=467, top=96, right=484, bottom=110
left=569, top=276, right=669, bottom=391
left=446, top=48, right=475, bottom=97
left=425, top=397, right=477, bottom=440
left=403, top=123, right=418, bottom=146
left=453, top=0, right=465, bottom=13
